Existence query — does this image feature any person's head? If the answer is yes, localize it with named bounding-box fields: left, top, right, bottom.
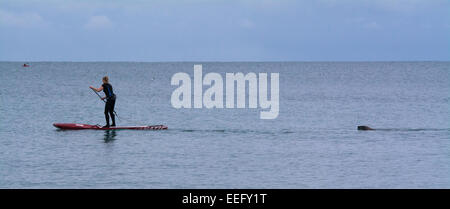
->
left=102, top=76, right=109, bottom=84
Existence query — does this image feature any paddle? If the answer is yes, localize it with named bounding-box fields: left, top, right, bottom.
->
left=90, top=87, right=147, bottom=125
left=90, top=88, right=118, bottom=117
left=91, top=87, right=106, bottom=103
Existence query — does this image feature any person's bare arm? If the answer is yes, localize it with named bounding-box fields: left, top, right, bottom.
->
left=89, top=86, right=104, bottom=92
left=89, top=86, right=106, bottom=101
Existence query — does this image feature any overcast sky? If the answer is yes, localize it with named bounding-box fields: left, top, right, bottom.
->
left=0, top=0, right=448, bottom=61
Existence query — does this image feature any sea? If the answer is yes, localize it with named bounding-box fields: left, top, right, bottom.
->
left=0, top=61, right=449, bottom=188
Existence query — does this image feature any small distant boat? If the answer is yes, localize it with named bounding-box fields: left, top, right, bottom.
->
left=54, top=123, right=168, bottom=130
left=23, top=63, right=30, bottom=67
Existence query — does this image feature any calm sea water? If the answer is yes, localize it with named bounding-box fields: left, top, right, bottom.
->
left=0, top=62, right=449, bottom=188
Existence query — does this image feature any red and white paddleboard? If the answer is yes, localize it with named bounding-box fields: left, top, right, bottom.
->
left=53, top=123, right=167, bottom=130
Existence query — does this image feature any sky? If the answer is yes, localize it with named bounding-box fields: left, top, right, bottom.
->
left=0, top=0, right=449, bottom=61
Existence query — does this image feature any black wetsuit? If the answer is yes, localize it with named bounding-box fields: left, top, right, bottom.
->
left=102, top=83, right=116, bottom=126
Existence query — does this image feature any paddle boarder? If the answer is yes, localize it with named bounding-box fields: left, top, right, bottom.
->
left=90, top=76, right=116, bottom=127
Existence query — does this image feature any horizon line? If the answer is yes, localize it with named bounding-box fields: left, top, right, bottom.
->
left=1, top=60, right=449, bottom=63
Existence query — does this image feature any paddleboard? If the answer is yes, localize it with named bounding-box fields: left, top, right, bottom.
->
left=54, top=123, right=167, bottom=130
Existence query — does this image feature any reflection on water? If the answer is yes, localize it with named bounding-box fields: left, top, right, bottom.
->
left=103, top=130, right=117, bottom=143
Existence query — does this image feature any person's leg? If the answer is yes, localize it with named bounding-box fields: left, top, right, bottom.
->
left=109, top=98, right=116, bottom=126
left=104, top=102, right=110, bottom=127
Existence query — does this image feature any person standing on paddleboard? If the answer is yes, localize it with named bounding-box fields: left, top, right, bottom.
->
left=90, top=76, right=116, bottom=128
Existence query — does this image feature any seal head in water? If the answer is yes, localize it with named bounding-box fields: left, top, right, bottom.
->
left=358, top=125, right=374, bottom=130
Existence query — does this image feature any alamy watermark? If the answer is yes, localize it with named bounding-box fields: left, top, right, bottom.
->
left=171, top=65, right=279, bottom=119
